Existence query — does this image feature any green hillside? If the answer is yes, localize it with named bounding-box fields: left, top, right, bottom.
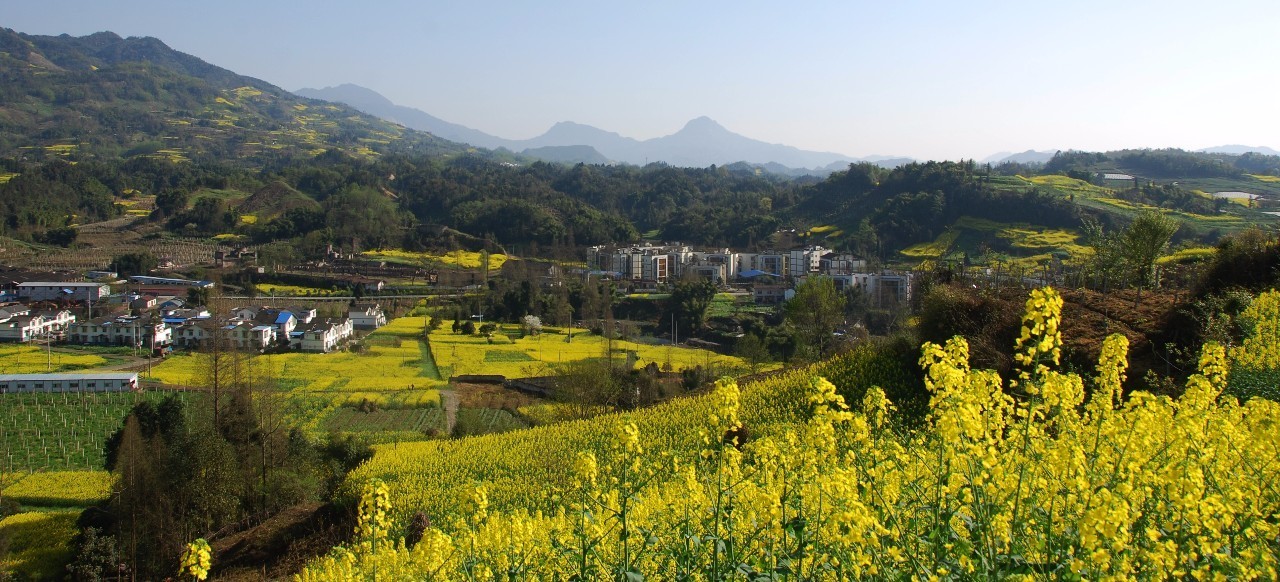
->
left=0, top=28, right=466, bottom=165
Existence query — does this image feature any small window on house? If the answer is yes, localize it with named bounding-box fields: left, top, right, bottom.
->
left=34, top=383, right=43, bottom=388
left=87, top=382, right=96, bottom=388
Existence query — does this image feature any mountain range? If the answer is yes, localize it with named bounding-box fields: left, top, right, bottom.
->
left=1, top=26, right=1273, bottom=177
left=1198, top=145, right=1280, bottom=157
left=981, top=150, right=1058, bottom=165
left=294, top=84, right=912, bottom=173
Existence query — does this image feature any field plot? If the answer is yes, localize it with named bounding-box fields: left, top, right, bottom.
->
left=255, top=283, right=344, bottom=297
left=346, top=366, right=814, bottom=525
left=451, top=407, right=528, bottom=436
left=0, top=344, right=111, bottom=374
left=1158, top=246, right=1217, bottom=264
left=1, top=470, right=113, bottom=506
left=1014, top=174, right=1274, bottom=231
left=361, top=248, right=508, bottom=271
left=148, top=317, right=443, bottom=394
left=899, top=215, right=1090, bottom=269
left=0, top=390, right=183, bottom=471
left=428, top=321, right=749, bottom=378
left=323, top=407, right=445, bottom=433
left=147, top=317, right=443, bottom=436
left=1018, top=174, right=1114, bottom=196
left=0, top=510, right=79, bottom=580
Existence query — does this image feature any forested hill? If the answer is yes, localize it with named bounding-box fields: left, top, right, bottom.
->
left=0, top=29, right=467, bottom=165
left=1, top=28, right=1276, bottom=261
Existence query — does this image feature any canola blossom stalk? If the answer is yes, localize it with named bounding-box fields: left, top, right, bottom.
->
left=179, top=538, right=212, bottom=581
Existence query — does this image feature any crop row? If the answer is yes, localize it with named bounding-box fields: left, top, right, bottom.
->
left=0, top=390, right=182, bottom=472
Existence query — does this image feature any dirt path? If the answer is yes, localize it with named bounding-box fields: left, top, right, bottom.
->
left=440, top=389, right=459, bottom=435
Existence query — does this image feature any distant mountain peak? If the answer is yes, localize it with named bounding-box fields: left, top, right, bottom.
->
left=541, top=120, right=631, bottom=141
left=679, top=116, right=727, bottom=133
left=983, top=149, right=1057, bottom=165
left=296, top=83, right=394, bottom=107
left=292, top=85, right=892, bottom=172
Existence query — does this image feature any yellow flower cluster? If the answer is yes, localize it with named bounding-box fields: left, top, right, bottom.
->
left=1228, top=290, right=1280, bottom=401
left=361, top=248, right=509, bottom=271
left=1013, top=286, right=1063, bottom=376
left=179, top=538, right=212, bottom=581
left=297, top=287, right=1280, bottom=580
left=356, top=478, right=393, bottom=542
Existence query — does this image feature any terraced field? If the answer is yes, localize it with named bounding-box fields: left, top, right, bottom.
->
left=1012, top=174, right=1276, bottom=232
left=361, top=249, right=509, bottom=271
left=899, top=215, right=1090, bottom=268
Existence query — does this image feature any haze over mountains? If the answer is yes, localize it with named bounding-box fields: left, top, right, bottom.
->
left=1199, top=145, right=1280, bottom=157
left=981, top=150, right=1058, bottom=165
left=294, top=84, right=912, bottom=173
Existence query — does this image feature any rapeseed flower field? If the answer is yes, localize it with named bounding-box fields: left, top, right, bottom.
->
left=298, top=287, right=1280, bottom=580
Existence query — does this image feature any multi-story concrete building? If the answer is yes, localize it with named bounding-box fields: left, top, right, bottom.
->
left=827, top=272, right=914, bottom=306
left=590, top=243, right=692, bottom=283
left=592, top=243, right=859, bottom=284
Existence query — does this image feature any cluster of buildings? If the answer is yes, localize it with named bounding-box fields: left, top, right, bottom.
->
left=65, top=302, right=385, bottom=353
left=587, top=243, right=912, bottom=306
left=0, top=268, right=387, bottom=354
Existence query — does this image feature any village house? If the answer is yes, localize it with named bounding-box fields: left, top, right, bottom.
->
left=348, top=303, right=387, bottom=330
left=68, top=315, right=171, bottom=352
left=225, top=322, right=277, bottom=351
left=252, top=308, right=297, bottom=336
left=752, top=284, right=793, bottom=305
left=289, top=306, right=317, bottom=324
left=298, top=318, right=354, bottom=353
left=172, top=320, right=216, bottom=349
left=0, top=309, right=76, bottom=342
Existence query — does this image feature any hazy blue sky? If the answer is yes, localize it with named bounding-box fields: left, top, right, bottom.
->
left=8, top=0, right=1279, bottom=161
